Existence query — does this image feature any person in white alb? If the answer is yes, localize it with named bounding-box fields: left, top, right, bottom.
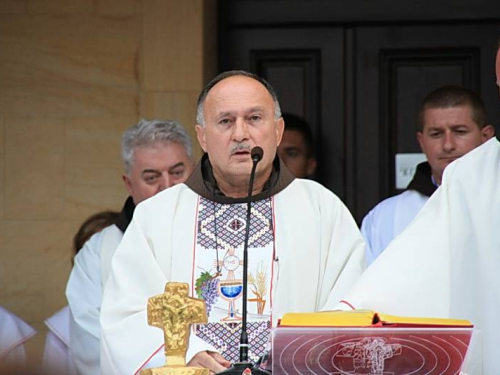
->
left=65, top=119, right=195, bottom=374
left=0, top=306, right=36, bottom=372
left=43, top=210, right=118, bottom=375
left=42, top=305, right=77, bottom=375
left=100, top=70, right=366, bottom=374
left=361, top=85, right=494, bottom=265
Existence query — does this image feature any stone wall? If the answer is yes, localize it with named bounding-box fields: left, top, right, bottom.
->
left=0, top=0, right=215, bottom=365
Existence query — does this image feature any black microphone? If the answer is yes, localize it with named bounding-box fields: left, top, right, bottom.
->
left=251, top=146, right=263, bottom=163
left=217, top=147, right=270, bottom=375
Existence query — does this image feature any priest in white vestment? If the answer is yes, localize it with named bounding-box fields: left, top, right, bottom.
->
left=361, top=85, right=494, bottom=265
left=339, top=137, right=500, bottom=374
left=101, top=70, right=366, bottom=374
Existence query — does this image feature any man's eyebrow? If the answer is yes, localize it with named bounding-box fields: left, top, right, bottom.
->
left=425, top=126, right=443, bottom=131
left=216, top=111, right=233, bottom=119
left=168, top=162, right=185, bottom=171
left=142, top=169, right=160, bottom=175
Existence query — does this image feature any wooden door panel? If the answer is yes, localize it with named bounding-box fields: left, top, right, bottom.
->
left=218, top=1, right=500, bottom=222
left=221, top=27, right=346, bottom=197
left=355, top=24, right=500, bottom=220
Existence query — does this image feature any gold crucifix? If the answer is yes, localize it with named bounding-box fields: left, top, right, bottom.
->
left=141, top=282, right=209, bottom=375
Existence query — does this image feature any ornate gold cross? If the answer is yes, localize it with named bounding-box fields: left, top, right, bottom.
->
left=146, top=282, right=208, bottom=370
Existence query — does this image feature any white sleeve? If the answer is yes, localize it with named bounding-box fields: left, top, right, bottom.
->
left=319, top=192, right=366, bottom=311
left=360, top=209, right=378, bottom=266
left=100, top=202, right=215, bottom=375
left=41, top=330, right=77, bottom=375
left=360, top=198, right=397, bottom=267
left=65, top=232, right=104, bottom=375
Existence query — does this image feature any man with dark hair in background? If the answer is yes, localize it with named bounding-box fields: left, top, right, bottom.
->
left=278, top=113, right=317, bottom=178
left=361, top=85, right=494, bottom=265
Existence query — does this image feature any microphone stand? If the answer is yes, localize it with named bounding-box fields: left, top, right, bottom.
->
left=217, top=147, right=270, bottom=375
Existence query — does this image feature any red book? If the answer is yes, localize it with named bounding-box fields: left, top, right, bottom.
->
left=270, top=310, right=475, bottom=374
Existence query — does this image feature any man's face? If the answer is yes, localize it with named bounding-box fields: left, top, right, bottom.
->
left=123, top=141, right=194, bottom=205
left=195, top=75, right=284, bottom=185
left=496, top=48, right=500, bottom=98
left=278, top=129, right=317, bottom=178
left=417, top=105, right=492, bottom=184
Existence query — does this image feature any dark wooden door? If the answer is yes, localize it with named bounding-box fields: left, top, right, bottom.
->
left=218, top=0, right=500, bottom=222
left=220, top=27, right=346, bottom=198
left=354, top=23, right=500, bottom=219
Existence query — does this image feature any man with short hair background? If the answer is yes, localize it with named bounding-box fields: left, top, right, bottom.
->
left=338, top=42, right=500, bottom=374
left=66, top=119, right=194, bottom=375
left=100, top=70, right=365, bottom=374
left=278, top=113, right=317, bottom=179
left=361, top=85, right=494, bottom=265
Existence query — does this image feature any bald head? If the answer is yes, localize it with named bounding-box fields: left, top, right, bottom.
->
left=194, top=71, right=285, bottom=198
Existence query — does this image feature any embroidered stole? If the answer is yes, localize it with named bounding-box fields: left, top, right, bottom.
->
left=192, top=196, right=275, bottom=363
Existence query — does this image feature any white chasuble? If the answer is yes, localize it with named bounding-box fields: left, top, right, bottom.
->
left=100, top=160, right=366, bottom=374
left=192, top=196, right=274, bottom=363
left=338, top=138, right=500, bottom=374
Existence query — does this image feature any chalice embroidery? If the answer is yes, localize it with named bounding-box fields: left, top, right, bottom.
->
left=217, top=248, right=244, bottom=321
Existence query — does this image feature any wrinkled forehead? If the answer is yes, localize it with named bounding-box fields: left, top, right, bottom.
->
left=204, top=76, right=275, bottom=114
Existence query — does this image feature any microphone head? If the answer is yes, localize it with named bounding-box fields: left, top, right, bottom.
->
left=251, top=146, right=264, bottom=162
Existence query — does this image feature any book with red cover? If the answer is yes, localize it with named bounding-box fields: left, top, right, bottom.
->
left=270, top=310, right=476, bottom=374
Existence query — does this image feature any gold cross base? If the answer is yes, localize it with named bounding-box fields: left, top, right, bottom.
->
left=141, top=366, right=209, bottom=375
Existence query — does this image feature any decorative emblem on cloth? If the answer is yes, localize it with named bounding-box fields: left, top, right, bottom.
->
left=197, top=198, right=273, bottom=250
left=193, top=197, right=275, bottom=364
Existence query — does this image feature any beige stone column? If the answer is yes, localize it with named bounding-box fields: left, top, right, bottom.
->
left=140, top=0, right=216, bottom=160
left=0, top=0, right=217, bottom=369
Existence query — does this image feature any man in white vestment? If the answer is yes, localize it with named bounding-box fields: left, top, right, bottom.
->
left=100, top=70, right=365, bottom=374
left=337, top=45, right=500, bottom=375
left=361, top=85, right=494, bottom=265
left=66, top=119, right=194, bottom=374
left=0, top=306, right=36, bottom=372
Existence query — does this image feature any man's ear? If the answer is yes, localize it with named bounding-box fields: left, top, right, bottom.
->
left=275, top=117, right=285, bottom=146
left=195, top=124, right=207, bottom=152
left=122, top=174, right=133, bottom=196
left=416, top=132, right=425, bottom=151
left=481, top=124, right=495, bottom=141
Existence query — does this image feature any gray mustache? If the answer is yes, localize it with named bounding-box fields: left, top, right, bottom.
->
left=230, top=143, right=251, bottom=154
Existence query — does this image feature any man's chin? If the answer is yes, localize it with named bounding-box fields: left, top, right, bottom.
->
left=438, top=157, right=459, bottom=168
left=225, top=163, right=252, bottom=177
left=446, top=158, right=459, bottom=166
